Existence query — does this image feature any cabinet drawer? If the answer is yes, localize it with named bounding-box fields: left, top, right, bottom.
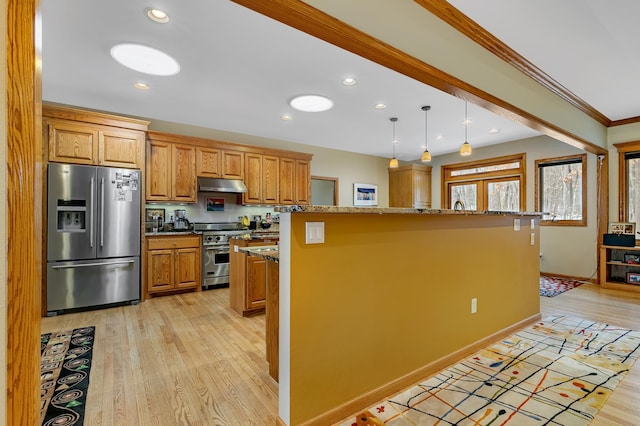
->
left=147, top=236, right=200, bottom=250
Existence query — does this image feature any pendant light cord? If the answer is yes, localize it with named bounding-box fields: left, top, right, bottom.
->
left=465, top=101, right=468, bottom=142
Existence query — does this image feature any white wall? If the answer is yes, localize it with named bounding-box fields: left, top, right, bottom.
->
left=148, top=119, right=390, bottom=208
left=429, top=136, right=598, bottom=279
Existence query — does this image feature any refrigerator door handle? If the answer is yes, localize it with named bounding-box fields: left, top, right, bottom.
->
left=50, top=260, right=136, bottom=269
left=89, top=177, right=94, bottom=248
left=100, top=178, right=105, bottom=247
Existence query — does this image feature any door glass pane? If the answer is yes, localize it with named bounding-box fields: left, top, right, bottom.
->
left=311, top=178, right=336, bottom=206
left=450, top=184, right=477, bottom=210
left=487, top=180, right=520, bottom=211
left=628, top=157, right=640, bottom=224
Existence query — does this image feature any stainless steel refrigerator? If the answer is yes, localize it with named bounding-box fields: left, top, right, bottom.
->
left=47, top=163, right=141, bottom=314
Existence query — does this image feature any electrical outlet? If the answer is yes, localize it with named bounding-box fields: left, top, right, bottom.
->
left=514, top=219, right=520, bottom=231
left=530, top=219, right=536, bottom=230
left=530, top=233, right=535, bottom=245
left=471, top=298, right=477, bottom=314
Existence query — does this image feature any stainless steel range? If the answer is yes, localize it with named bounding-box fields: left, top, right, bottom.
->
left=194, top=222, right=248, bottom=289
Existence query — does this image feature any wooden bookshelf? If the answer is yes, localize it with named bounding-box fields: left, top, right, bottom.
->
left=600, top=245, right=640, bottom=293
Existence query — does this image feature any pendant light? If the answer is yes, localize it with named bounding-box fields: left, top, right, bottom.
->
left=421, top=105, right=432, bottom=162
left=389, top=117, right=399, bottom=168
left=460, top=101, right=472, bottom=156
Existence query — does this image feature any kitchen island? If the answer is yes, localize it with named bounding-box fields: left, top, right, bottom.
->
left=239, top=246, right=280, bottom=381
left=275, top=206, right=542, bottom=425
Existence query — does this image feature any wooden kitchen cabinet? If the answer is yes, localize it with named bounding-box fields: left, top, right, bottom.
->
left=389, top=164, right=432, bottom=208
left=279, top=158, right=311, bottom=205
left=146, top=137, right=197, bottom=202
left=44, top=104, right=148, bottom=169
left=172, top=144, right=197, bottom=202
left=243, top=153, right=279, bottom=204
left=146, top=235, right=201, bottom=296
left=196, top=146, right=245, bottom=179
left=230, top=238, right=277, bottom=316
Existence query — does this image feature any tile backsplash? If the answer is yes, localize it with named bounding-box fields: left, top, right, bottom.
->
left=145, top=193, right=280, bottom=225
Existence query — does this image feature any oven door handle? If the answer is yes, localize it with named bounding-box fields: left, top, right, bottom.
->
left=204, top=247, right=229, bottom=253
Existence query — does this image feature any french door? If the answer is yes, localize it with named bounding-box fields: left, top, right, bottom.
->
left=449, top=177, right=520, bottom=212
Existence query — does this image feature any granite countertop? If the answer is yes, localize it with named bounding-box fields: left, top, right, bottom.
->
left=275, top=206, right=544, bottom=216
left=145, top=230, right=200, bottom=237
left=238, top=246, right=279, bottom=263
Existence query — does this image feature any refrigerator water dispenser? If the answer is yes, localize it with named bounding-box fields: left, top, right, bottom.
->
left=56, top=200, right=86, bottom=232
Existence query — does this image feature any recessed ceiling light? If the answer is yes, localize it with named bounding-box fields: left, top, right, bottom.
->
left=289, top=95, right=333, bottom=112
left=146, top=8, right=169, bottom=23
left=436, top=135, right=444, bottom=140
left=374, top=103, right=387, bottom=110
left=489, top=128, right=501, bottom=134
left=462, top=119, right=472, bottom=125
left=134, top=82, right=150, bottom=90
left=110, top=43, right=180, bottom=76
left=342, top=77, right=357, bottom=86
left=280, top=115, right=293, bottom=121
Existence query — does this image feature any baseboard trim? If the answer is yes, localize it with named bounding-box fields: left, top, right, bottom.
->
left=297, top=313, right=542, bottom=426
left=541, top=272, right=597, bottom=284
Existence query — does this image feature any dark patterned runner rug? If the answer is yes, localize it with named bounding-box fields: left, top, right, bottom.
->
left=40, top=327, right=95, bottom=426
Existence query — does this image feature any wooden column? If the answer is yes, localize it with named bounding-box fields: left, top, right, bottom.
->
left=6, top=0, right=42, bottom=424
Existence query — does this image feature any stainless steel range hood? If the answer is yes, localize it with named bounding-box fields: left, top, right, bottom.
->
left=197, top=178, right=247, bottom=193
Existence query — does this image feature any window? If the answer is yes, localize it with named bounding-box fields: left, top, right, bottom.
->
left=442, top=154, right=525, bottom=212
left=615, top=141, right=640, bottom=242
left=535, top=154, right=586, bottom=226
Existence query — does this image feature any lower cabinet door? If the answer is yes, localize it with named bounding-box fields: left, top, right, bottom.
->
left=246, top=255, right=267, bottom=310
left=174, top=247, right=200, bottom=289
left=147, top=249, right=174, bottom=292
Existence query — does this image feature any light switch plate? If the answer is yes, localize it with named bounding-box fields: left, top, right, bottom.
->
left=530, top=219, right=535, bottom=230
left=514, top=218, right=521, bottom=231
left=305, top=222, right=325, bottom=244
left=530, top=233, right=535, bottom=245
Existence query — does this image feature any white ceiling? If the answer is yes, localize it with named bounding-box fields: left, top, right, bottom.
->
left=41, top=1, right=635, bottom=162
left=448, top=0, right=640, bottom=122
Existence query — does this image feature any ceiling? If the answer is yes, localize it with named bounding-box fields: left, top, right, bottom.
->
left=41, top=1, right=636, bottom=162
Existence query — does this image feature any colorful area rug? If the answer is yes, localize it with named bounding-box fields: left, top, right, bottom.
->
left=540, top=276, right=584, bottom=297
left=41, top=327, right=95, bottom=426
left=339, top=315, right=640, bottom=426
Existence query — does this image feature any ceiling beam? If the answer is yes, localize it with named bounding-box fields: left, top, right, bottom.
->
left=232, top=0, right=607, bottom=155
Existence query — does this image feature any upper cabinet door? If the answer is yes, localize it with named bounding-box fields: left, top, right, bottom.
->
left=99, top=128, right=144, bottom=169
left=172, top=144, right=197, bottom=203
left=146, top=140, right=172, bottom=201
left=244, top=153, right=263, bottom=204
left=262, top=155, right=279, bottom=204
left=47, top=121, right=99, bottom=165
left=295, top=159, right=311, bottom=205
left=222, top=150, right=244, bottom=179
left=278, top=157, right=295, bottom=205
left=196, top=146, right=222, bottom=178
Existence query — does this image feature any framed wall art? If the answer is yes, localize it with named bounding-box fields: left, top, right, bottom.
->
left=608, top=222, right=636, bottom=235
left=206, top=197, right=225, bottom=212
left=353, top=183, right=378, bottom=206
left=145, top=208, right=165, bottom=222
left=626, top=272, right=640, bottom=285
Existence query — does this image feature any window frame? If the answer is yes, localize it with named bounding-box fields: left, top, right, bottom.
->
left=535, top=154, right=587, bottom=227
left=615, top=141, right=640, bottom=243
left=441, top=153, right=526, bottom=212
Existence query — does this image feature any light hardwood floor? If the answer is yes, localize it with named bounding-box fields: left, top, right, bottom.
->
left=42, top=283, right=640, bottom=425
left=42, top=289, right=279, bottom=425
